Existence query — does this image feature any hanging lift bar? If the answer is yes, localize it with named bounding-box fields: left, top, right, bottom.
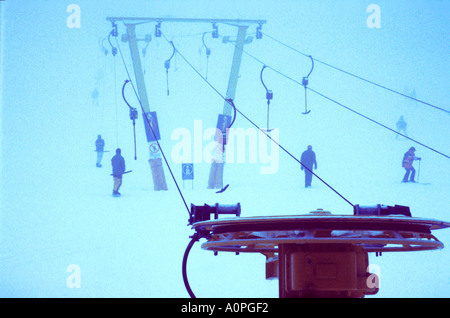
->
left=201, top=32, right=211, bottom=80
left=260, top=65, right=273, bottom=132
left=302, top=55, right=314, bottom=115
left=121, top=79, right=138, bottom=160
left=164, top=41, right=176, bottom=96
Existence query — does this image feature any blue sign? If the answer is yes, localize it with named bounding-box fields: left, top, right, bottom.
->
left=216, top=114, right=231, bottom=133
left=143, top=111, right=161, bottom=142
left=182, top=163, right=194, bottom=180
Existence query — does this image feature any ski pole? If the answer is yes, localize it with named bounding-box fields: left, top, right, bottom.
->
left=417, top=159, right=421, bottom=183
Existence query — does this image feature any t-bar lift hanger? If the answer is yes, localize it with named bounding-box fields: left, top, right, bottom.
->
left=302, top=55, right=314, bottom=115
left=164, top=41, right=176, bottom=96
left=122, top=79, right=139, bottom=160
left=260, top=65, right=273, bottom=132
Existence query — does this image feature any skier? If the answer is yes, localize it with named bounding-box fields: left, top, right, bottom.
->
left=396, top=116, right=407, bottom=138
left=300, top=145, right=317, bottom=188
left=95, top=135, right=105, bottom=167
left=402, top=147, right=421, bottom=183
left=111, top=148, right=126, bottom=196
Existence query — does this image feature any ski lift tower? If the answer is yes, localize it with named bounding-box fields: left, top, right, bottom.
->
left=186, top=203, right=450, bottom=298
left=106, top=17, right=266, bottom=191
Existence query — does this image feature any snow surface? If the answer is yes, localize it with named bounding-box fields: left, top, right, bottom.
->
left=1, top=0, right=449, bottom=298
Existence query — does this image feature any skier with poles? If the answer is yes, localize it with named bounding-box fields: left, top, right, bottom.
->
left=402, top=147, right=421, bottom=183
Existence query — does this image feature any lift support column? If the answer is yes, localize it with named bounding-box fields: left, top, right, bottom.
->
left=126, top=23, right=168, bottom=191
left=207, top=25, right=248, bottom=189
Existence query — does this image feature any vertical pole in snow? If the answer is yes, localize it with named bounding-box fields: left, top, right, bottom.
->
left=208, top=25, right=248, bottom=189
left=126, top=24, right=150, bottom=112
left=125, top=24, right=168, bottom=190
left=222, top=25, right=248, bottom=117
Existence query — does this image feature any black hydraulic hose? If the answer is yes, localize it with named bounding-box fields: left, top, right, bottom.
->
left=182, top=237, right=198, bottom=298
left=166, top=41, right=176, bottom=63
left=121, top=80, right=133, bottom=109
left=226, top=98, right=237, bottom=129
left=305, top=55, right=314, bottom=79
left=260, top=65, right=269, bottom=93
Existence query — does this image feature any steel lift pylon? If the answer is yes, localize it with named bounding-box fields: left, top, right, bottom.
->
left=106, top=17, right=265, bottom=191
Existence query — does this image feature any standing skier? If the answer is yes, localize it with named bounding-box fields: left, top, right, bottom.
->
left=111, top=148, right=126, bottom=196
left=402, top=147, right=421, bottom=183
left=300, top=145, right=317, bottom=188
left=95, top=135, right=105, bottom=167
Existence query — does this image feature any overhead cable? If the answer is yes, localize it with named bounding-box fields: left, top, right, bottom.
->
left=307, top=87, right=450, bottom=160
left=228, top=41, right=450, bottom=160
left=161, top=33, right=355, bottom=208
left=261, top=32, right=449, bottom=115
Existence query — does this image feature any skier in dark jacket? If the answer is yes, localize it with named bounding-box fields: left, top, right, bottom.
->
left=111, top=148, right=126, bottom=196
left=95, top=135, right=105, bottom=167
left=402, top=147, right=421, bottom=183
left=300, top=145, right=317, bottom=188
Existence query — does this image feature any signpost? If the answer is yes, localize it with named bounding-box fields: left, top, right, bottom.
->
left=182, top=163, right=194, bottom=189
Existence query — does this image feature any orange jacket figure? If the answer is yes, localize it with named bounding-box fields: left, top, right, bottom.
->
left=402, top=152, right=414, bottom=168
left=402, top=147, right=421, bottom=183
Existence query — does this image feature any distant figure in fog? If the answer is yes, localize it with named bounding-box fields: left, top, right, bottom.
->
left=402, top=147, right=421, bottom=183
left=300, top=145, right=317, bottom=188
left=396, top=116, right=407, bottom=138
left=95, top=135, right=105, bottom=167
